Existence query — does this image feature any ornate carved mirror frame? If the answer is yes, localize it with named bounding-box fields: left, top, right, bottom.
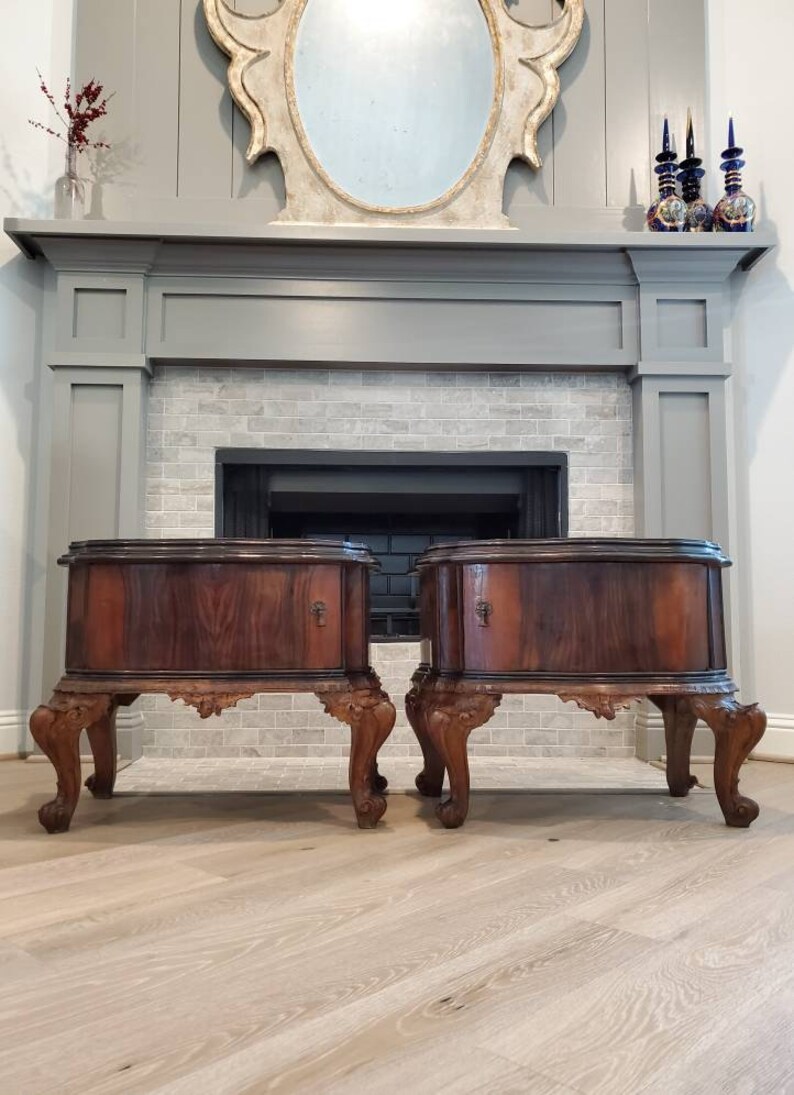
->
left=203, top=0, right=584, bottom=228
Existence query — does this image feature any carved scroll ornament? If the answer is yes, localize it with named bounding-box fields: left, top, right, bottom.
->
left=169, top=691, right=256, bottom=718
left=203, top=0, right=584, bottom=227
left=558, top=693, right=644, bottom=720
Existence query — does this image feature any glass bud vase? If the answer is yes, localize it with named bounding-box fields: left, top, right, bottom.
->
left=54, top=146, right=85, bottom=220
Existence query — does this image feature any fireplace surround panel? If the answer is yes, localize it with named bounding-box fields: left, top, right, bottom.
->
left=7, top=221, right=771, bottom=762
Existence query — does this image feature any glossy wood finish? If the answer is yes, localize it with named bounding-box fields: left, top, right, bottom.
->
left=66, top=561, right=344, bottom=673
left=461, top=561, right=711, bottom=674
left=406, top=539, right=767, bottom=829
left=31, top=539, right=396, bottom=833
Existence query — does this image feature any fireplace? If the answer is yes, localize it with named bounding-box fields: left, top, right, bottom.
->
left=7, top=220, right=766, bottom=762
left=217, top=450, right=568, bottom=639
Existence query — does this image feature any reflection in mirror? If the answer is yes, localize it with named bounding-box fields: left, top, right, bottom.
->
left=292, top=0, right=497, bottom=209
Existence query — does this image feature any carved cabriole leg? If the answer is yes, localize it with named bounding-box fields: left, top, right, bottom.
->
left=317, top=679, right=396, bottom=829
left=405, top=686, right=445, bottom=798
left=424, top=691, right=502, bottom=830
left=652, top=695, right=699, bottom=797
left=29, top=692, right=113, bottom=833
left=371, top=762, right=388, bottom=795
left=84, top=699, right=121, bottom=800
left=689, top=694, right=767, bottom=828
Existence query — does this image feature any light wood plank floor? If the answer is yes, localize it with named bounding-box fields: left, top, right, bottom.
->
left=0, top=759, right=793, bottom=1095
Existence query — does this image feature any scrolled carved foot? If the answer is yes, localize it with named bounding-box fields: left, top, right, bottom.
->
left=436, top=798, right=467, bottom=830
left=353, top=792, right=388, bottom=830
left=317, top=676, right=396, bottom=829
left=38, top=799, right=76, bottom=835
left=371, top=764, right=388, bottom=794
left=422, top=689, right=501, bottom=829
left=84, top=699, right=120, bottom=799
left=652, top=695, right=699, bottom=799
left=669, top=774, right=699, bottom=799
left=84, top=773, right=114, bottom=800
left=723, top=794, right=761, bottom=829
left=30, top=693, right=113, bottom=835
left=415, top=769, right=444, bottom=798
left=405, top=685, right=448, bottom=802
left=689, top=694, right=766, bottom=829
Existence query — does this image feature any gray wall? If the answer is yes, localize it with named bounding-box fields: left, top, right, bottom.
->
left=72, top=0, right=708, bottom=228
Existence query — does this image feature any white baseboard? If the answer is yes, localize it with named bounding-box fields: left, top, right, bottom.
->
left=117, top=709, right=145, bottom=762
left=0, top=711, right=26, bottom=757
left=637, top=707, right=794, bottom=763
left=12, top=707, right=145, bottom=762
left=753, top=714, right=794, bottom=762
left=634, top=709, right=714, bottom=763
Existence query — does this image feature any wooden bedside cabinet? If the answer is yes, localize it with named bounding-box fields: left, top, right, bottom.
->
left=31, top=539, right=396, bottom=833
left=406, top=539, right=766, bottom=829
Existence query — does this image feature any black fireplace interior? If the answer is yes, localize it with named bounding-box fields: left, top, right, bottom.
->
left=217, top=451, right=568, bottom=640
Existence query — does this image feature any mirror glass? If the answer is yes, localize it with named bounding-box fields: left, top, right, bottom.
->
left=292, top=0, right=497, bottom=209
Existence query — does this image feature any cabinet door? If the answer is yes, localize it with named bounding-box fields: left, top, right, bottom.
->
left=461, top=562, right=710, bottom=675
left=80, top=562, right=344, bottom=674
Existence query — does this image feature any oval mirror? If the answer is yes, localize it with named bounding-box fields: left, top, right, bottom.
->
left=290, top=0, right=498, bottom=210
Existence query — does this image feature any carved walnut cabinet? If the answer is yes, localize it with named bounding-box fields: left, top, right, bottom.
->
left=30, top=539, right=395, bottom=832
left=406, top=539, right=766, bottom=829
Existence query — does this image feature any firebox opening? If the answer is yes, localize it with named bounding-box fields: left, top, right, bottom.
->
left=217, top=451, right=568, bottom=640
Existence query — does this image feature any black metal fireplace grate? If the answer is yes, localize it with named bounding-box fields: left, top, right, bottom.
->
left=217, top=451, right=568, bottom=640
left=294, top=521, right=516, bottom=640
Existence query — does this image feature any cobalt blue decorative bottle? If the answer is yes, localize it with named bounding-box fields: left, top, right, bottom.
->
left=714, top=117, right=756, bottom=232
left=678, top=110, right=713, bottom=232
left=647, top=118, right=686, bottom=232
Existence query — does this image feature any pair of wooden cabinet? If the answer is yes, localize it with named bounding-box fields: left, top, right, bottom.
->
left=31, top=538, right=766, bottom=834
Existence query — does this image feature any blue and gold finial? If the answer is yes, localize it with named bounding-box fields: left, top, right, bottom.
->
left=678, top=110, right=713, bottom=232
left=714, top=116, right=756, bottom=232
left=647, top=117, right=686, bottom=232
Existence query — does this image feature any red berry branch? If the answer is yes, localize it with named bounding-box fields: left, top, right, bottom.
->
left=28, top=70, right=112, bottom=152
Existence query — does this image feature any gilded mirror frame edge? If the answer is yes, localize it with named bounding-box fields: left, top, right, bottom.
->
left=203, top=0, right=586, bottom=226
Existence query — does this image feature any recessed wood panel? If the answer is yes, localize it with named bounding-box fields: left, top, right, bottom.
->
left=68, top=387, right=123, bottom=542
left=659, top=393, right=712, bottom=539
left=657, top=300, right=708, bottom=350
left=553, top=0, right=607, bottom=208
left=160, top=293, right=625, bottom=361
left=135, top=0, right=181, bottom=200
left=73, top=290, right=127, bottom=341
left=460, top=561, right=711, bottom=674
left=605, top=0, right=650, bottom=211
left=76, top=563, right=343, bottom=673
left=649, top=0, right=708, bottom=187
left=177, top=0, right=234, bottom=199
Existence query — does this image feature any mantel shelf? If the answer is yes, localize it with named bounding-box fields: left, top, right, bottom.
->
left=6, top=215, right=773, bottom=379
left=4, top=218, right=775, bottom=276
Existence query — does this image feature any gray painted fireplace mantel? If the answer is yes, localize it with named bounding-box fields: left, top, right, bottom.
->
left=6, top=218, right=774, bottom=760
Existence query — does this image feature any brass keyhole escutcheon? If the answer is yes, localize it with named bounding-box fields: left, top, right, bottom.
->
left=311, top=601, right=328, bottom=627
left=475, top=600, right=493, bottom=627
